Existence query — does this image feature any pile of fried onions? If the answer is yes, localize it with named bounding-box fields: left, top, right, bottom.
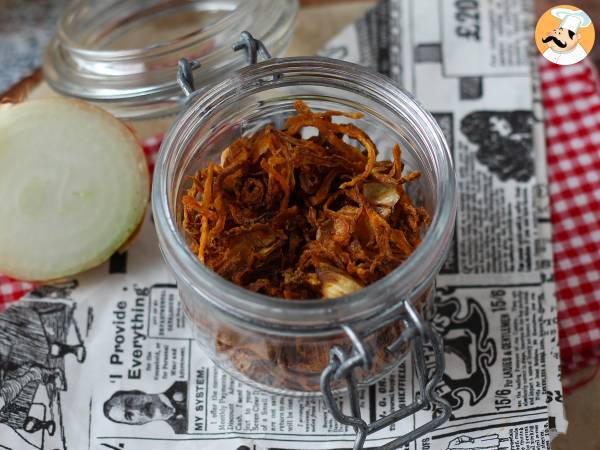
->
left=181, top=101, right=429, bottom=299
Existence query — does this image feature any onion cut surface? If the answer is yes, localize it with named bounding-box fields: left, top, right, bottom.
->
left=0, top=99, right=149, bottom=281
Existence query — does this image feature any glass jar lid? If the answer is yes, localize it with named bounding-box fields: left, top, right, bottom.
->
left=43, top=0, right=298, bottom=120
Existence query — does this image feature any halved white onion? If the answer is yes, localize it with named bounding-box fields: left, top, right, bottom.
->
left=0, top=99, right=149, bottom=281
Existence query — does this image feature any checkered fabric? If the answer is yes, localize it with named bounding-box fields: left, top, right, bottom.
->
left=1, top=60, right=599, bottom=376
left=141, top=134, right=162, bottom=175
left=0, top=276, right=35, bottom=303
left=540, top=57, right=600, bottom=375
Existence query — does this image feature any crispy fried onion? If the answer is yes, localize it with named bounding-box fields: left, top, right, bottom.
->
left=181, top=100, right=429, bottom=299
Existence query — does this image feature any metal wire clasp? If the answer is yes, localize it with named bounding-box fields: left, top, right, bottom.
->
left=177, top=58, right=201, bottom=97
left=320, top=301, right=451, bottom=450
left=177, top=31, right=274, bottom=98
left=232, top=30, right=272, bottom=64
left=232, top=31, right=280, bottom=81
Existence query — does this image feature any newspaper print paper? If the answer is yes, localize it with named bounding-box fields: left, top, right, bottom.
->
left=323, top=0, right=567, bottom=443
left=0, top=0, right=566, bottom=449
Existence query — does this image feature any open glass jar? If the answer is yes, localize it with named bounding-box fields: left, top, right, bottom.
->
left=43, top=0, right=297, bottom=125
left=153, top=55, right=457, bottom=447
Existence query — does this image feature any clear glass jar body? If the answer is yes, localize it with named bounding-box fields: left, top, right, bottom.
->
left=43, top=0, right=297, bottom=126
left=152, top=57, right=457, bottom=395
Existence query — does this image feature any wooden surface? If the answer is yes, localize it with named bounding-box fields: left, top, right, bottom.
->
left=553, top=367, right=600, bottom=450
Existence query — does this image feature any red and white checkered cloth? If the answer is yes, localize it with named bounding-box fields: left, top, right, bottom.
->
left=540, top=58, right=600, bottom=375
left=1, top=60, right=599, bottom=377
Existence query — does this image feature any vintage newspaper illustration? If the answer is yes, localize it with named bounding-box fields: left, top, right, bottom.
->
left=0, top=0, right=565, bottom=449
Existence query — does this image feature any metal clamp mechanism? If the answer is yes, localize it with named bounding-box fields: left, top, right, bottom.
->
left=320, top=301, right=451, bottom=450
left=177, top=58, right=201, bottom=97
left=233, top=31, right=280, bottom=81
left=176, top=31, right=276, bottom=98
left=232, top=30, right=273, bottom=64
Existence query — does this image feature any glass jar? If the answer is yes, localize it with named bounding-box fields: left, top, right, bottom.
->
left=153, top=55, right=457, bottom=400
left=43, top=0, right=297, bottom=128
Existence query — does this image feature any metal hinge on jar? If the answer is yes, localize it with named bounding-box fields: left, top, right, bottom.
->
left=177, top=31, right=277, bottom=99
left=320, top=301, right=451, bottom=450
